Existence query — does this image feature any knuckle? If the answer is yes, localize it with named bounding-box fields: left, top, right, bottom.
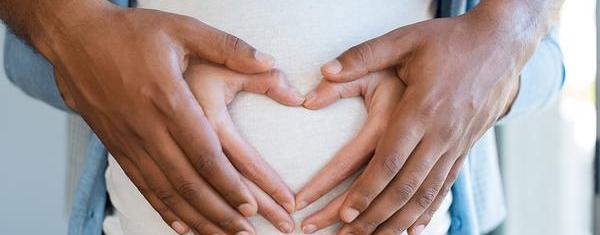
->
left=191, top=153, right=218, bottom=174
left=155, top=190, right=176, bottom=204
left=219, top=217, right=245, bottom=231
left=415, top=188, right=436, bottom=210
left=176, top=181, right=202, bottom=201
left=392, top=183, right=416, bottom=204
left=260, top=207, right=277, bottom=220
left=242, top=161, right=261, bottom=181
left=349, top=188, right=374, bottom=210
left=353, top=42, right=375, bottom=64
left=437, top=124, right=459, bottom=143
left=440, top=183, right=451, bottom=196
left=424, top=206, right=437, bottom=218
left=221, top=34, right=245, bottom=59
left=381, top=156, right=403, bottom=178
left=332, top=161, right=351, bottom=182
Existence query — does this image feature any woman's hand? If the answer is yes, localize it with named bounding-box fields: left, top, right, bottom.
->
left=294, top=69, right=406, bottom=234
left=185, top=60, right=304, bottom=234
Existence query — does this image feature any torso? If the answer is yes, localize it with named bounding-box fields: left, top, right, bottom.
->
left=105, top=1, right=452, bottom=234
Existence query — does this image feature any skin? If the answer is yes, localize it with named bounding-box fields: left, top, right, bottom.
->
left=297, top=0, right=564, bottom=234
left=1, top=0, right=565, bottom=234
left=185, top=61, right=303, bottom=234
left=300, top=69, right=406, bottom=233
left=0, top=0, right=297, bottom=234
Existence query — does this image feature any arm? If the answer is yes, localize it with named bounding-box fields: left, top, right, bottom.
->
left=0, top=1, right=296, bottom=234
left=295, top=0, right=564, bottom=234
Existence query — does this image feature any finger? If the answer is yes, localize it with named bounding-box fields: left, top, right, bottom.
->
left=199, top=99, right=296, bottom=214
left=141, top=124, right=258, bottom=234
left=370, top=153, right=458, bottom=235
left=114, top=152, right=230, bottom=234
left=302, top=79, right=365, bottom=110
left=185, top=67, right=296, bottom=215
left=242, top=177, right=295, bottom=234
left=407, top=156, right=465, bottom=235
left=176, top=16, right=274, bottom=73
left=126, top=105, right=255, bottom=233
left=338, top=137, right=445, bottom=234
left=297, top=71, right=405, bottom=210
left=321, top=26, right=418, bottom=82
left=295, top=108, right=381, bottom=210
left=113, top=155, right=191, bottom=235
left=338, top=107, right=424, bottom=223
left=377, top=154, right=454, bottom=234
left=158, top=80, right=258, bottom=217
left=239, top=69, right=305, bottom=106
left=301, top=192, right=347, bottom=234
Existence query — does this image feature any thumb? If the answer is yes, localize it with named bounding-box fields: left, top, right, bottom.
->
left=177, top=17, right=274, bottom=74
left=321, top=27, right=418, bottom=82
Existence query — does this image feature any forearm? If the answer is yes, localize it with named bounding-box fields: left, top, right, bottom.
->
left=0, top=0, right=110, bottom=56
left=472, top=0, right=563, bottom=44
left=461, top=0, right=564, bottom=116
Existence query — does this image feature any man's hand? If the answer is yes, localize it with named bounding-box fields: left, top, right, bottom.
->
left=295, top=69, right=405, bottom=234
left=185, top=61, right=304, bottom=233
left=1, top=1, right=296, bottom=234
left=298, top=0, right=562, bottom=234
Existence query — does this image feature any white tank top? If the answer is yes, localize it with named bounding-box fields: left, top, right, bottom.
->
left=104, top=1, right=452, bottom=234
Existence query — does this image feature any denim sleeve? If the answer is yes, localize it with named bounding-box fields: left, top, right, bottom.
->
left=3, top=31, right=71, bottom=112
left=498, top=28, right=565, bottom=124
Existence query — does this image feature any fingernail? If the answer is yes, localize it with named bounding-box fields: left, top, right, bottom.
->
left=278, top=222, right=293, bottom=233
left=302, top=224, right=317, bottom=234
left=254, top=51, right=274, bottom=65
left=303, top=92, right=317, bottom=107
left=296, top=200, right=308, bottom=211
left=237, top=203, right=256, bottom=217
left=414, top=225, right=425, bottom=235
left=236, top=231, right=251, bottom=235
left=283, top=202, right=296, bottom=213
left=322, top=59, right=343, bottom=75
left=340, top=208, right=360, bottom=223
left=171, top=221, right=189, bottom=234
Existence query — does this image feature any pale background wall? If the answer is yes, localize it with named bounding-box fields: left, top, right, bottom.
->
left=0, top=24, right=69, bottom=234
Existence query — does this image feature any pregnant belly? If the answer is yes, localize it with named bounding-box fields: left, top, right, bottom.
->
left=104, top=1, right=449, bottom=234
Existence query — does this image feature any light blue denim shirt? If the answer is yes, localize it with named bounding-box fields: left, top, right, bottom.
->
left=3, top=0, right=565, bottom=234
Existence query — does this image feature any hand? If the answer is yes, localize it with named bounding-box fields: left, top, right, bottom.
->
left=36, top=2, right=296, bottom=234
left=302, top=6, right=540, bottom=234
left=185, top=61, right=304, bottom=233
left=295, top=69, right=406, bottom=234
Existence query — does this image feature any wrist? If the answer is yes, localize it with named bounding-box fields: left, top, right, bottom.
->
left=465, top=0, right=560, bottom=44
left=30, top=0, right=118, bottom=60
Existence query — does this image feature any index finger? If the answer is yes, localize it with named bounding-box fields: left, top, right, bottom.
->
left=157, top=78, right=258, bottom=216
